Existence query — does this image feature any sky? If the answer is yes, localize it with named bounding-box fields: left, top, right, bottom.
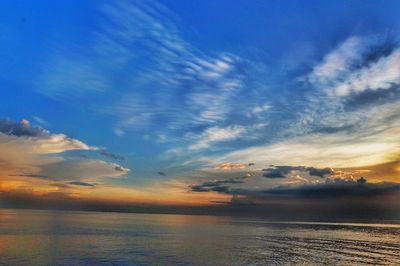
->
left=0, top=0, right=399, bottom=220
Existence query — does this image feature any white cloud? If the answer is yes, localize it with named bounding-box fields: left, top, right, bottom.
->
left=39, top=160, right=130, bottom=181
left=251, top=104, right=271, bottom=115
left=33, top=134, right=92, bottom=154
left=327, top=49, right=400, bottom=96
left=309, top=36, right=400, bottom=97
left=36, top=0, right=245, bottom=138
left=309, top=37, right=364, bottom=84
left=0, top=121, right=130, bottom=185
left=0, top=132, right=92, bottom=155
left=189, top=125, right=247, bottom=150
left=282, top=35, right=400, bottom=142
left=213, top=129, right=400, bottom=168
left=32, top=116, right=49, bottom=127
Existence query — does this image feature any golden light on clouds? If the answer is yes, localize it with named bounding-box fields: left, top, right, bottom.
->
left=214, top=131, right=400, bottom=169
left=1, top=115, right=399, bottom=208
left=216, top=163, right=246, bottom=170
left=337, top=160, right=400, bottom=183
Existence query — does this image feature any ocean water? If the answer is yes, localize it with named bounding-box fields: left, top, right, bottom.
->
left=0, top=209, right=399, bottom=265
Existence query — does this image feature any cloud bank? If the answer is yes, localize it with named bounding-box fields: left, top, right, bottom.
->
left=0, top=118, right=130, bottom=199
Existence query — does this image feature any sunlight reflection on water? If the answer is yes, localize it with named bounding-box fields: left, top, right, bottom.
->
left=0, top=209, right=399, bottom=265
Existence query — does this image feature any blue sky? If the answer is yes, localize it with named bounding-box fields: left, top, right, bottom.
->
left=1, top=0, right=400, bottom=208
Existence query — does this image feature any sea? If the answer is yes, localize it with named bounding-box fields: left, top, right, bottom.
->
left=0, top=208, right=399, bottom=265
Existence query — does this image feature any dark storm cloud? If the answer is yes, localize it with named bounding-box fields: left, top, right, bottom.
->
left=307, top=167, right=334, bottom=178
left=210, top=186, right=230, bottom=193
left=190, top=185, right=210, bottom=192
left=98, top=149, right=125, bottom=160
left=191, top=184, right=230, bottom=193
left=262, top=166, right=300, bottom=178
left=261, top=179, right=400, bottom=198
left=190, top=178, right=245, bottom=192
left=262, top=165, right=333, bottom=178
left=191, top=174, right=400, bottom=202
left=0, top=118, right=48, bottom=137
left=68, top=181, right=95, bottom=187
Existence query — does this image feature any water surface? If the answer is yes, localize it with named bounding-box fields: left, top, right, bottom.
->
left=0, top=209, right=399, bottom=265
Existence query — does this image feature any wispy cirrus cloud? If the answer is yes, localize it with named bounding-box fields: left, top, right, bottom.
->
left=34, top=0, right=279, bottom=166
left=188, top=125, right=247, bottom=150
left=309, top=36, right=400, bottom=97
left=209, top=35, right=400, bottom=167
left=155, top=36, right=400, bottom=178
left=211, top=129, right=399, bottom=169
left=36, top=0, right=247, bottom=139
left=33, top=0, right=400, bottom=207
left=308, top=37, right=366, bottom=86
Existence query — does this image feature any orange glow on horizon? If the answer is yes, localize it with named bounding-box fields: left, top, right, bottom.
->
left=1, top=174, right=231, bottom=207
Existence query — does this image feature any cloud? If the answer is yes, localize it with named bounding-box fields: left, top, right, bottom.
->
left=0, top=126, right=93, bottom=181
left=97, top=149, right=125, bottom=161
left=212, top=130, right=400, bottom=169
left=33, top=0, right=278, bottom=162
left=309, top=37, right=365, bottom=85
left=215, top=163, right=247, bottom=170
left=284, top=35, right=400, bottom=141
left=186, top=157, right=400, bottom=209
left=37, top=160, right=129, bottom=181
left=36, top=0, right=247, bottom=138
left=68, top=181, right=95, bottom=187
left=262, top=166, right=300, bottom=178
left=262, top=165, right=333, bottom=178
left=262, top=179, right=400, bottom=199
left=190, top=173, right=400, bottom=202
left=114, top=164, right=130, bottom=173
left=0, top=118, right=93, bottom=155
left=8, top=173, right=49, bottom=178
left=189, top=125, right=247, bottom=150
left=307, top=167, right=334, bottom=177
left=175, top=35, right=398, bottom=169
left=174, top=35, right=400, bottom=190
left=190, top=178, right=245, bottom=193
left=31, top=116, right=49, bottom=127
left=0, top=118, right=48, bottom=137
left=250, top=104, right=271, bottom=115
left=309, top=35, right=400, bottom=97
left=0, top=118, right=130, bottom=199
left=336, top=160, right=400, bottom=183
left=328, top=49, right=400, bottom=97
left=27, top=0, right=400, bottom=213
